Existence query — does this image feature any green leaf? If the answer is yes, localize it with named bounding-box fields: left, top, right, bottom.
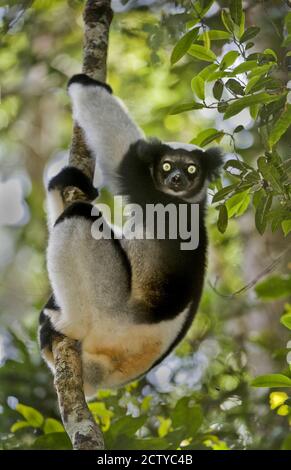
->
left=32, top=433, right=72, bottom=450
left=109, top=416, right=146, bottom=440
left=220, top=50, right=240, bottom=70
left=191, top=75, right=205, bottom=100
left=248, top=63, right=274, bottom=78
left=226, top=191, right=250, bottom=218
left=188, top=44, right=217, bottom=62
left=257, top=156, right=282, bottom=192
left=252, top=374, right=291, bottom=388
left=232, top=60, right=258, bottom=74
left=43, top=418, right=65, bottom=434
left=199, top=63, right=218, bottom=80
left=221, top=9, right=234, bottom=33
left=240, top=26, right=260, bottom=43
left=171, top=398, right=203, bottom=435
left=198, top=30, right=231, bottom=41
left=212, top=80, right=223, bottom=100
left=217, top=204, right=228, bottom=233
left=212, top=184, right=237, bottom=203
left=16, top=403, right=44, bottom=428
left=282, top=220, right=291, bottom=236
left=230, top=0, right=242, bottom=25
left=169, top=102, right=203, bottom=115
left=255, top=275, right=291, bottom=300
left=264, top=48, right=277, bottom=61
left=225, top=78, right=244, bottom=96
left=245, top=75, right=261, bottom=94
left=11, top=421, right=32, bottom=433
left=255, top=193, right=272, bottom=235
left=280, top=313, right=291, bottom=330
left=191, top=128, right=224, bottom=147
left=268, top=104, right=291, bottom=148
left=171, top=28, right=199, bottom=65
left=224, top=93, right=282, bottom=119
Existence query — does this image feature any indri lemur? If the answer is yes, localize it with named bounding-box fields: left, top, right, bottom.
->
left=39, top=74, right=223, bottom=396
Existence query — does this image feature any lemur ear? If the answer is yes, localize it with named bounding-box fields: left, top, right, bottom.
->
left=203, top=147, right=224, bottom=181
left=134, top=138, right=162, bottom=164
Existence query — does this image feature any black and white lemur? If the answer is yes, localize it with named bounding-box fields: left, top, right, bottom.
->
left=39, top=74, right=223, bottom=396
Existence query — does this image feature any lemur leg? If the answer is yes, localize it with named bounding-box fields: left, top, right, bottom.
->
left=38, top=295, right=62, bottom=371
left=67, top=74, right=144, bottom=192
left=46, top=166, right=98, bottom=230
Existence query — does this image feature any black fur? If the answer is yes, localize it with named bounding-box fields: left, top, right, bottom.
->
left=39, top=296, right=61, bottom=352
left=54, top=201, right=101, bottom=226
left=48, top=166, right=99, bottom=201
left=117, top=139, right=209, bottom=324
left=68, top=74, right=113, bottom=94
left=202, top=147, right=224, bottom=181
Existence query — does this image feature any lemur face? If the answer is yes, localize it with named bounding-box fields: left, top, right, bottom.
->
left=153, top=151, right=204, bottom=198
left=135, top=139, right=224, bottom=200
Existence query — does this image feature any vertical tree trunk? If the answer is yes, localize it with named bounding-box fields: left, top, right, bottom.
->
left=51, top=0, right=113, bottom=450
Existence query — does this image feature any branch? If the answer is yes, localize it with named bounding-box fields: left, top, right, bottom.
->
left=51, top=0, right=113, bottom=450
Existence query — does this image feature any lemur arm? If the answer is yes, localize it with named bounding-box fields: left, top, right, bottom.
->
left=68, top=74, right=144, bottom=193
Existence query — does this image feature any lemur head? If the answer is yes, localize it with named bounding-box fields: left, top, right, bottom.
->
left=136, top=139, right=224, bottom=201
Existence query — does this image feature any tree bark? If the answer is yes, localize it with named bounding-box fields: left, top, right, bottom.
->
left=51, top=0, right=113, bottom=450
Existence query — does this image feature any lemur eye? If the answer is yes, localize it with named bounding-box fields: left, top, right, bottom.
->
left=187, top=164, right=197, bottom=175
left=162, top=162, right=171, bottom=172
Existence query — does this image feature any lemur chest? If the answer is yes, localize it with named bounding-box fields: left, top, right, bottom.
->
left=81, top=312, right=188, bottom=393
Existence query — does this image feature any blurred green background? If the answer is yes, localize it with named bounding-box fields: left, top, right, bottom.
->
left=0, top=0, right=290, bottom=450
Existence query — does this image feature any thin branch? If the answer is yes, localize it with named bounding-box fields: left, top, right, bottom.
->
left=51, top=0, right=113, bottom=450
left=208, top=245, right=291, bottom=299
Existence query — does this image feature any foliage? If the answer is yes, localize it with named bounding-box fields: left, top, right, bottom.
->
left=170, top=0, right=291, bottom=236
left=0, top=0, right=290, bottom=452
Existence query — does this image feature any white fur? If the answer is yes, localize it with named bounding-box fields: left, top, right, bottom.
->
left=46, top=189, right=64, bottom=230
left=68, top=83, right=144, bottom=192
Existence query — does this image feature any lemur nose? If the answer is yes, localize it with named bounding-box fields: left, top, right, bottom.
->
left=172, top=173, right=181, bottom=183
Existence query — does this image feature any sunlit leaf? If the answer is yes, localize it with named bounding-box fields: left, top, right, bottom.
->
left=191, top=75, right=205, bottom=100
left=268, top=104, right=291, bottom=148
left=282, top=220, right=291, bottom=236
left=220, top=50, right=239, bottom=69
left=280, top=313, right=291, bottom=330
left=188, top=44, right=216, bottom=62
left=255, top=275, right=291, bottom=299
left=197, top=30, right=231, bottom=41
left=43, top=418, right=65, bottom=434
left=16, top=404, right=44, bottom=428
left=252, top=374, right=291, bottom=388
left=171, top=28, right=200, bottom=65
left=224, top=93, right=282, bottom=119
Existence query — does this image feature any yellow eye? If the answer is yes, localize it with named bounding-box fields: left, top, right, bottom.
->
left=163, top=162, right=171, bottom=172
left=187, top=165, right=197, bottom=174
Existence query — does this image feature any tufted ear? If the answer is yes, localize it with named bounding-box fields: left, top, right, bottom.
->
left=203, top=147, right=224, bottom=181
left=134, top=138, right=164, bottom=165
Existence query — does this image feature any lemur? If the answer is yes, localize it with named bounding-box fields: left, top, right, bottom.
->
left=39, top=74, right=223, bottom=396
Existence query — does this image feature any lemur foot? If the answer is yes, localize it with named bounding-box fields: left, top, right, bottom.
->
left=48, top=166, right=99, bottom=201
left=68, top=74, right=112, bottom=94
